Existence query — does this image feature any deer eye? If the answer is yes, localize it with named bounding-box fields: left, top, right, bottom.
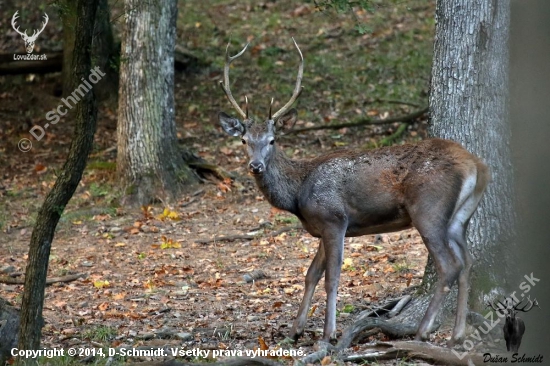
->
left=241, top=139, right=246, bottom=145
left=269, top=139, right=275, bottom=145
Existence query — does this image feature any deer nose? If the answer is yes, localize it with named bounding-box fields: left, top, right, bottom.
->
left=249, top=161, right=264, bottom=174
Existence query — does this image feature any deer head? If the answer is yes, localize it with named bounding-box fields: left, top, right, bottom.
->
left=11, top=11, right=49, bottom=54
left=218, top=38, right=303, bottom=175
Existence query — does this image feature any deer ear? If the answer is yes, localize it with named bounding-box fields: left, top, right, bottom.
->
left=276, top=108, right=297, bottom=130
left=219, top=112, right=245, bottom=136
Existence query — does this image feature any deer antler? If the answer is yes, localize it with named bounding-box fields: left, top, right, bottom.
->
left=487, top=299, right=508, bottom=315
left=11, top=11, right=27, bottom=37
left=514, top=295, right=540, bottom=312
left=31, top=13, right=49, bottom=40
left=271, top=37, right=304, bottom=120
left=219, top=42, right=249, bottom=119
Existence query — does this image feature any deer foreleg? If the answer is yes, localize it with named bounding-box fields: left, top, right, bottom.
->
left=321, top=227, right=345, bottom=342
left=290, top=239, right=326, bottom=340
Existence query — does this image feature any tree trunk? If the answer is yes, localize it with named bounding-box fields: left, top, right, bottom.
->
left=0, top=297, right=20, bottom=365
left=17, top=0, right=98, bottom=354
left=374, top=1, right=514, bottom=352
left=60, top=0, right=77, bottom=96
left=371, top=0, right=515, bottom=348
left=117, top=0, right=197, bottom=205
left=426, top=0, right=514, bottom=309
left=91, top=0, right=118, bottom=100
left=61, top=0, right=115, bottom=99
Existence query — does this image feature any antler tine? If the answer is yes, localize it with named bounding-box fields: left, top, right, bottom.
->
left=515, top=295, right=539, bottom=312
left=219, top=42, right=249, bottom=119
left=271, top=37, right=304, bottom=120
left=269, top=97, right=274, bottom=120
left=36, top=13, right=49, bottom=35
left=11, top=11, right=26, bottom=37
left=487, top=299, right=506, bottom=314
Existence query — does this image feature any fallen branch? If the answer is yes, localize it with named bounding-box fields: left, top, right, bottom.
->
left=0, top=47, right=207, bottom=76
left=195, top=225, right=301, bottom=244
left=187, top=162, right=232, bottom=181
left=287, top=107, right=428, bottom=134
left=0, top=273, right=86, bottom=285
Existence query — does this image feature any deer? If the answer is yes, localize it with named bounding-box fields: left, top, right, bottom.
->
left=488, top=296, right=540, bottom=352
left=218, top=38, right=490, bottom=345
left=11, top=11, right=49, bottom=54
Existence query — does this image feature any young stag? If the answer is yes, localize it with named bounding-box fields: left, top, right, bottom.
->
left=488, top=296, right=540, bottom=352
left=218, top=39, right=490, bottom=345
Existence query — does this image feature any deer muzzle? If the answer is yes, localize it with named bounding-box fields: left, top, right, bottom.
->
left=249, top=161, right=265, bottom=175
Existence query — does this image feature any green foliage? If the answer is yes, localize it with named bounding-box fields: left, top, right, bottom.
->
left=82, top=325, right=117, bottom=342
left=310, top=0, right=374, bottom=13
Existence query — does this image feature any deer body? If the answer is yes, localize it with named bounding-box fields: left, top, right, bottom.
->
left=504, top=313, right=525, bottom=352
left=219, top=39, right=490, bottom=345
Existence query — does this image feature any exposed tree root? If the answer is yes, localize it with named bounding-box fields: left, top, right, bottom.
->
left=130, top=357, right=281, bottom=366
left=341, top=341, right=485, bottom=365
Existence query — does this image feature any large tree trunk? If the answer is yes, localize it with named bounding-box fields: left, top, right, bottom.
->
left=117, top=0, right=197, bottom=205
left=426, top=0, right=514, bottom=308
left=388, top=0, right=515, bottom=349
left=17, top=0, right=99, bottom=353
left=380, top=0, right=513, bottom=348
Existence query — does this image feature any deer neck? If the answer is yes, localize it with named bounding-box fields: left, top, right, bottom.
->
left=253, top=149, right=305, bottom=215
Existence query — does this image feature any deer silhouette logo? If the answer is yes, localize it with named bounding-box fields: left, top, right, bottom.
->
left=487, top=295, right=540, bottom=352
left=11, top=11, right=49, bottom=54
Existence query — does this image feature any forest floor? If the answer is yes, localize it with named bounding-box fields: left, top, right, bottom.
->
left=0, top=0, right=445, bottom=364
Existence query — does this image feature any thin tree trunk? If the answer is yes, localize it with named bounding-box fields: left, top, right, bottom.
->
left=17, top=0, right=98, bottom=353
left=117, top=0, right=197, bottom=205
left=60, top=0, right=77, bottom=97
left=61, top=0, right=114, bottom=99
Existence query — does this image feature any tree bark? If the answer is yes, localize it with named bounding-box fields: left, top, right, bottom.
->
left=117, top=0, right=197, bottom=205
left=427, top=0, right=514, bottom=305
left=60, top=0, right=115, bottom=99
left=17, top=0, right=98, bottom=353
left=60, top=0, right=77, bottom=97
left=391, top=0, right=515, bottom=342
left=0, top=297, right=20, bottom=365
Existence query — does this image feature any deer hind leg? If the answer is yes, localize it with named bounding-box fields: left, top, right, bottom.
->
left=447, top=174, right=485, bottom=345
left=410, top=193, right=465, bottom=341
left=415, top=230, right=463, bottom=341
left=290, top=239, right=326, bottom=340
